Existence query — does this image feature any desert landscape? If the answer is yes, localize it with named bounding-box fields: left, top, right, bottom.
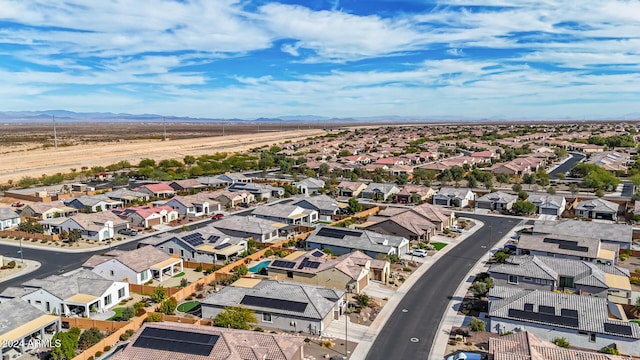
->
left=0, top=122, right=327, bottom=184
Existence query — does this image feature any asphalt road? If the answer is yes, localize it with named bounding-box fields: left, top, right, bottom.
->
left=549, top=152, right=585, bottom=179
left=621, top=180, right=634, bottom=198
left=365, top=214, right=521, bottom=360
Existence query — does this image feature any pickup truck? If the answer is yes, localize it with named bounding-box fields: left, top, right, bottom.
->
left=11, top=201, right=24, bottom=207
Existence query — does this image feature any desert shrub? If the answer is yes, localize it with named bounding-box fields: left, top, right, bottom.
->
left=7, top=261, right=16, bottom=269
left=180, top=278, right=188, bottom=287
left=145, top=313, right=163, bottom=322
left=104, top=345, right=111, bottom=352
left=264, top=249, right=274, bottom=257
left=95, top=351, right=102, bottom=357
left=620, top=253, right=629, bottom=261
left=353, top=294, right=371, bottom=308
left=631, top=276, right=640, bottom=285
left=304, top=338, right=311, bottom=343
left=403, top=267, right=412, bottom=272
left=321, top=340, right=334, bottom=348
left=469, top=317, right=486, bottom=332
left=195, top=283, right=204, bottom=291
left=253, top=327, right=264, bottom=332
left=120, top=329, right=135, bottom=341
left=195, top=265, right=203, bottom=272
left=601, top=346, right=620, bottom=355
left=552, top=337, right=570, bottom=348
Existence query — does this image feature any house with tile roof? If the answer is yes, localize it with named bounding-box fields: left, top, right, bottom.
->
left=114, top=205, right=178, bottom=228
left=489, top=331, right=630, bottom=360
left=103, top=188, right=150, bottom=204
left=364, top=209, right=437, bottom=242
left=433, top=187, right=475, bottom=207
left=109, top=322, right=305, bottom=360
left=210, top=189, right=255, bottom=207
left=0, top=268, right=129, bottom=318
left=201, top=280, right=345, bottom=335
left=488, top=287, right=640, bottom=355
left=20, top=202, right=79, bottom=220
left=164, top=193, right=221, bottom=218
left=395, top=185, right=436, bottom=204
left=292, top=195, right=347, bottom=222
left=267, top=250, right=389, bottom=293
left=489, top=255, right=632, bottom=304
left=82, top=246, right=183, bottom=284
left=360, top=183, right=401, bottom=201
left=574, top=198, right=619, bottom=221
left=228, top=182, right=284, bottom=200
left=0, top=298, right=60, bottom=360
left=138, top=227, right=246, bottom=264
left=39, top=211, right=128, bottom=241
left=475, top=191, right=518, bottom=211
left=336, top=181, right=368, bottom=198
left=134, top=183, right=176, bottom=198
left=63, top=194, right=123, bottom=212
left=0, top=208, right=20, bottom=230
left=527, top=193, right=566, bottom=216
left=305, top=226, right=409, bottom=258
left=168, top=179, right=207, bottom=193
left=211, top=215, right=282, bottom=243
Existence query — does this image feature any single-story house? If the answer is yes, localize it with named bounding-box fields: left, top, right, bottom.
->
left=82, top=247, right=183, bottom=284
left=109, top=322, right=304, bottom=360
left=251, top=204, right=318, bottom=226
left=433, top=187, right=475, bottom=208
left=0, top=269, right=129, bottom=318
left=212, top=215, right=282, bottom=243
left=211, top=190, right=255, bottom=207
left=488, top=287, right=640, bottom=355
left=134, top=183, right=176, bottom=198
left=164, top=193, right=221, bottom=218
left=201, top=280, right=345, bottom=335
left=63, top=194, right=123, bottom=212
left=336, top=181, right=368, bottom=198
left=395, top=185, right=436, bottom=204
left=113, top=205, right=178, bottom=228
left=0, top=298, right=60, bottom=360
left=103, top=188, right=150, bottom=204
left=293, top=195, right=347, bottom=222
left=533, top=219, right=632, bottom=249
left=294, top=178, right=326, bottom=196
left=268, top=250, right=389, bottom=292
left=305, top=226, right=410, bottom=258
left=475, top=191, right=518, bottom=211
left=574, top=198, right=619, bottom=221
left=517, top=233, right=618, bottom=264
left=489, top=255, right=632, bottom=304
left=39, top=211, right=128, bottom=241
left=139, top=227, right=246, bottom=265
left=168, top=179, right=207, bottom=193
left=0, top=208, right=20, bottom=230
left=527, top=193, right=566, bottom=216
left=20, top=202, right=78, bottom=220
left=228, top=182, right=284, bottom=200
left=364, top=211, right=437, bottom=242
left=360, top=183, right=400, bottom=201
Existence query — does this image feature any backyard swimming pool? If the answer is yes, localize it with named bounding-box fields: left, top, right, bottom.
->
left=248, top=260, right=271, bottom=273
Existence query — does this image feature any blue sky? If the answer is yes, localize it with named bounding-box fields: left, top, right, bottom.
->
left=0, top=0, right=639, bottom=119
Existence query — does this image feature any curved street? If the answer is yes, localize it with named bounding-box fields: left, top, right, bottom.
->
left=365, top=214, right=521, bottom=360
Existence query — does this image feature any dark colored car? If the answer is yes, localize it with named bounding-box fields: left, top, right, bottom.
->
left=118, top=228, right=138, bottom=236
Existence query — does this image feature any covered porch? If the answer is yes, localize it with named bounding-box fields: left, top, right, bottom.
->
left=199, top=244, right=245, bottom=264
left=63, top=294, right=102, bottom=318
left=150, top=257, right=183, bottom=283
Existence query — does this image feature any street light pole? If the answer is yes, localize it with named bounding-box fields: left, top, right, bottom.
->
left=19, top=237, right=24, bottom=263
left=344, top=292, right=348, bottom=357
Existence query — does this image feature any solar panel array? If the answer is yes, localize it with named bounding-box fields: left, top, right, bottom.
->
left=240, top=295, right=307, bottom=313
left=132, top=327, right=219, bottom=356
left=508, top=308, right=578, bottom=327
left=207, top=235, right=220, bottom=243
left=298, top=257, right=321, bottom=269
left=543, top=237, right=589, bottom=253
left=538, top=305, right=555, bottom=315
left=182, top=232, right=205, bottom=247
left=604, top=323, right=634, bottom=336
left=316, top=227, right=361, bottom=239
left=214, top=242, right=232, bottom=250
left=271, top=260, right=296, bottom=269
left=311, top=250, right=325, bottom=258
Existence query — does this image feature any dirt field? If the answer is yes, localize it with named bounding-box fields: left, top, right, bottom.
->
left=0, top=122, right=327, bottom=183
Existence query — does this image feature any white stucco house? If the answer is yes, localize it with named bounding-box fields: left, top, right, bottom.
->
left=0, top=208, right=20, bottom=230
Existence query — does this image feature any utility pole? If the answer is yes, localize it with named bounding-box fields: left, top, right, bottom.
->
left=163, top=117, right=167, bottom=141
left=222, top=122, right=225, bottom=136
left=53, top=115, right=58, bottom=150
left=344, top=292, right=348, bottom=357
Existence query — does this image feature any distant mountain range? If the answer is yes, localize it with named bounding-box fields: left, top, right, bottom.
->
left=0, top=110, right=638, bottom=123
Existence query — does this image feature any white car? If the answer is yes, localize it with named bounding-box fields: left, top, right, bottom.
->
left=409, top=248, right=428, bottom=257
left=447, top=226, right=463, bottom=233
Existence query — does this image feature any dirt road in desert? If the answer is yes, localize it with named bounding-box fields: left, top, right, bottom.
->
left=0, top=129, right=325, bottom=184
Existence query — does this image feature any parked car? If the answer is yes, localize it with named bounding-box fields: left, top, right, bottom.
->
left=211, top=213, right=224, bottom=220
left=409, top=248, right=428, bottom=257
left=11, top=201, right=23, bottom=207
left=118, top=228, right=138, bottom=236
left=447, top=226, right=463, bottom=233
left=446, top=352, right=482, bottom=360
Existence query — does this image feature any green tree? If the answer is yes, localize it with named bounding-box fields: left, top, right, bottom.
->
left=547, top=187, right=557, bottom=195
left=152, top=286, right=167, bottom=303
left=159, top=297, right=178, bottom=315
left=467, top=175, right=478, bottom=188
left=78, top=327, right=104, bottom=351
left=512, top=183, right=523, bottom=192
left=348, top=197, right=362, bottom=214
left=121, top=306, right=135, bottom=321
left=318, top=163, right=330, bottom=176
left=450, top=166, right=465, bottom=182
left=469, top=317, right=486, bottom=332
left=138, top=158, right=156, bottom=168
left=512, top=200, right=537, bottom=215
left=496, top=173, right=510, bottom=186
left=184, top=155, right=196, bottom=165
left=395, top=173, right=409, bottom=185
left=67, top=229, right=82, bottom=242
left=635, top=296, right=640, bottom=312
left=601, top=346, right=620, bottom=355
left=471, top=281, right=489, bottom=298
left=493, top=251, right=510, bottom=264
left=353, top=294, right=371, bottom=308
left=50, top=330, right=79, bottom=360
left=552, top=337, right=570, bottom=348
left=213, top=306, right=257, bottom=330
left=233, top=264, right=249, bottom=276
left=569, top=183, right=579, bottom=194
left=145, top=313, right=163, bottom=322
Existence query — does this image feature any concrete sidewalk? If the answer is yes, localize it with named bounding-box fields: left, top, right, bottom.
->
left=0, top=258, right=41, bottom=284
left=347, top=218, right=485, bottom=360
left=428, top=224, right=527, bottom=360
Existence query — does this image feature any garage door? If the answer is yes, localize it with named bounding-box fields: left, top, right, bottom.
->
left=147, top=217, right=162, bottom=226
left=476, top=202, right=493, bottom=209
left=540, top=207, right=557, bottom=215
left=595, top=213, right=614, bottom=221
left=434, top=199, right=448, bottom=206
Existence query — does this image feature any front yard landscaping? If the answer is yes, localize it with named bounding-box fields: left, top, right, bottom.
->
left=431, top=242, right=447, bottom=251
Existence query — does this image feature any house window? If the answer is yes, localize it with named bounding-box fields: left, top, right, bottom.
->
left=523, top=277, right=532, bottom=281
left=589, top=333, right=596, bottom=342
left=180, top=249, right=184, bottom=257
left=118, top=287, right=125, bottom=298
left=104, top=295, right=112, bottom=306
left=169, top=248, right=174, bottom=254
left=559, top=276, right=574, bottom=288
left=46, top=302, right=50, bottom=312
left=35, top=300, right=42, bottom=305
left=287, top=271, right=293, bottom=279
left=141, top=271, right=148, bottom=281
left=508, top=275, right=518, bottom=284
left=262, top=313, right=272, bottom=323
left=192, top=251, right=195, bottom=258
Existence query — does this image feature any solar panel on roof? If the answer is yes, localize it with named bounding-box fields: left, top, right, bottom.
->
left=538, top=305, right=555, bottom=315
left=132, top=327, right=219, bottom=356
left=561, top=308, right=578, bottom=318
left=271, top=260, right=295, bottom=269
left=307, top=261, right=321, bottom=269
left=311, top=250, right=325, bottom=258
left=524, top=303, right=534, bottom=312
left=316, top=227, right=361, bottom=239
left=604, top=323, right=633, bottom=336
left=208, top=235, right=220, bottom=243
left=240, top=295, right=307, bottom=313
left=508, top=308, right=578, bottom=328
left=214, top=242, right=232, bottom=250
left=298, top=257, right=309, bottom=269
